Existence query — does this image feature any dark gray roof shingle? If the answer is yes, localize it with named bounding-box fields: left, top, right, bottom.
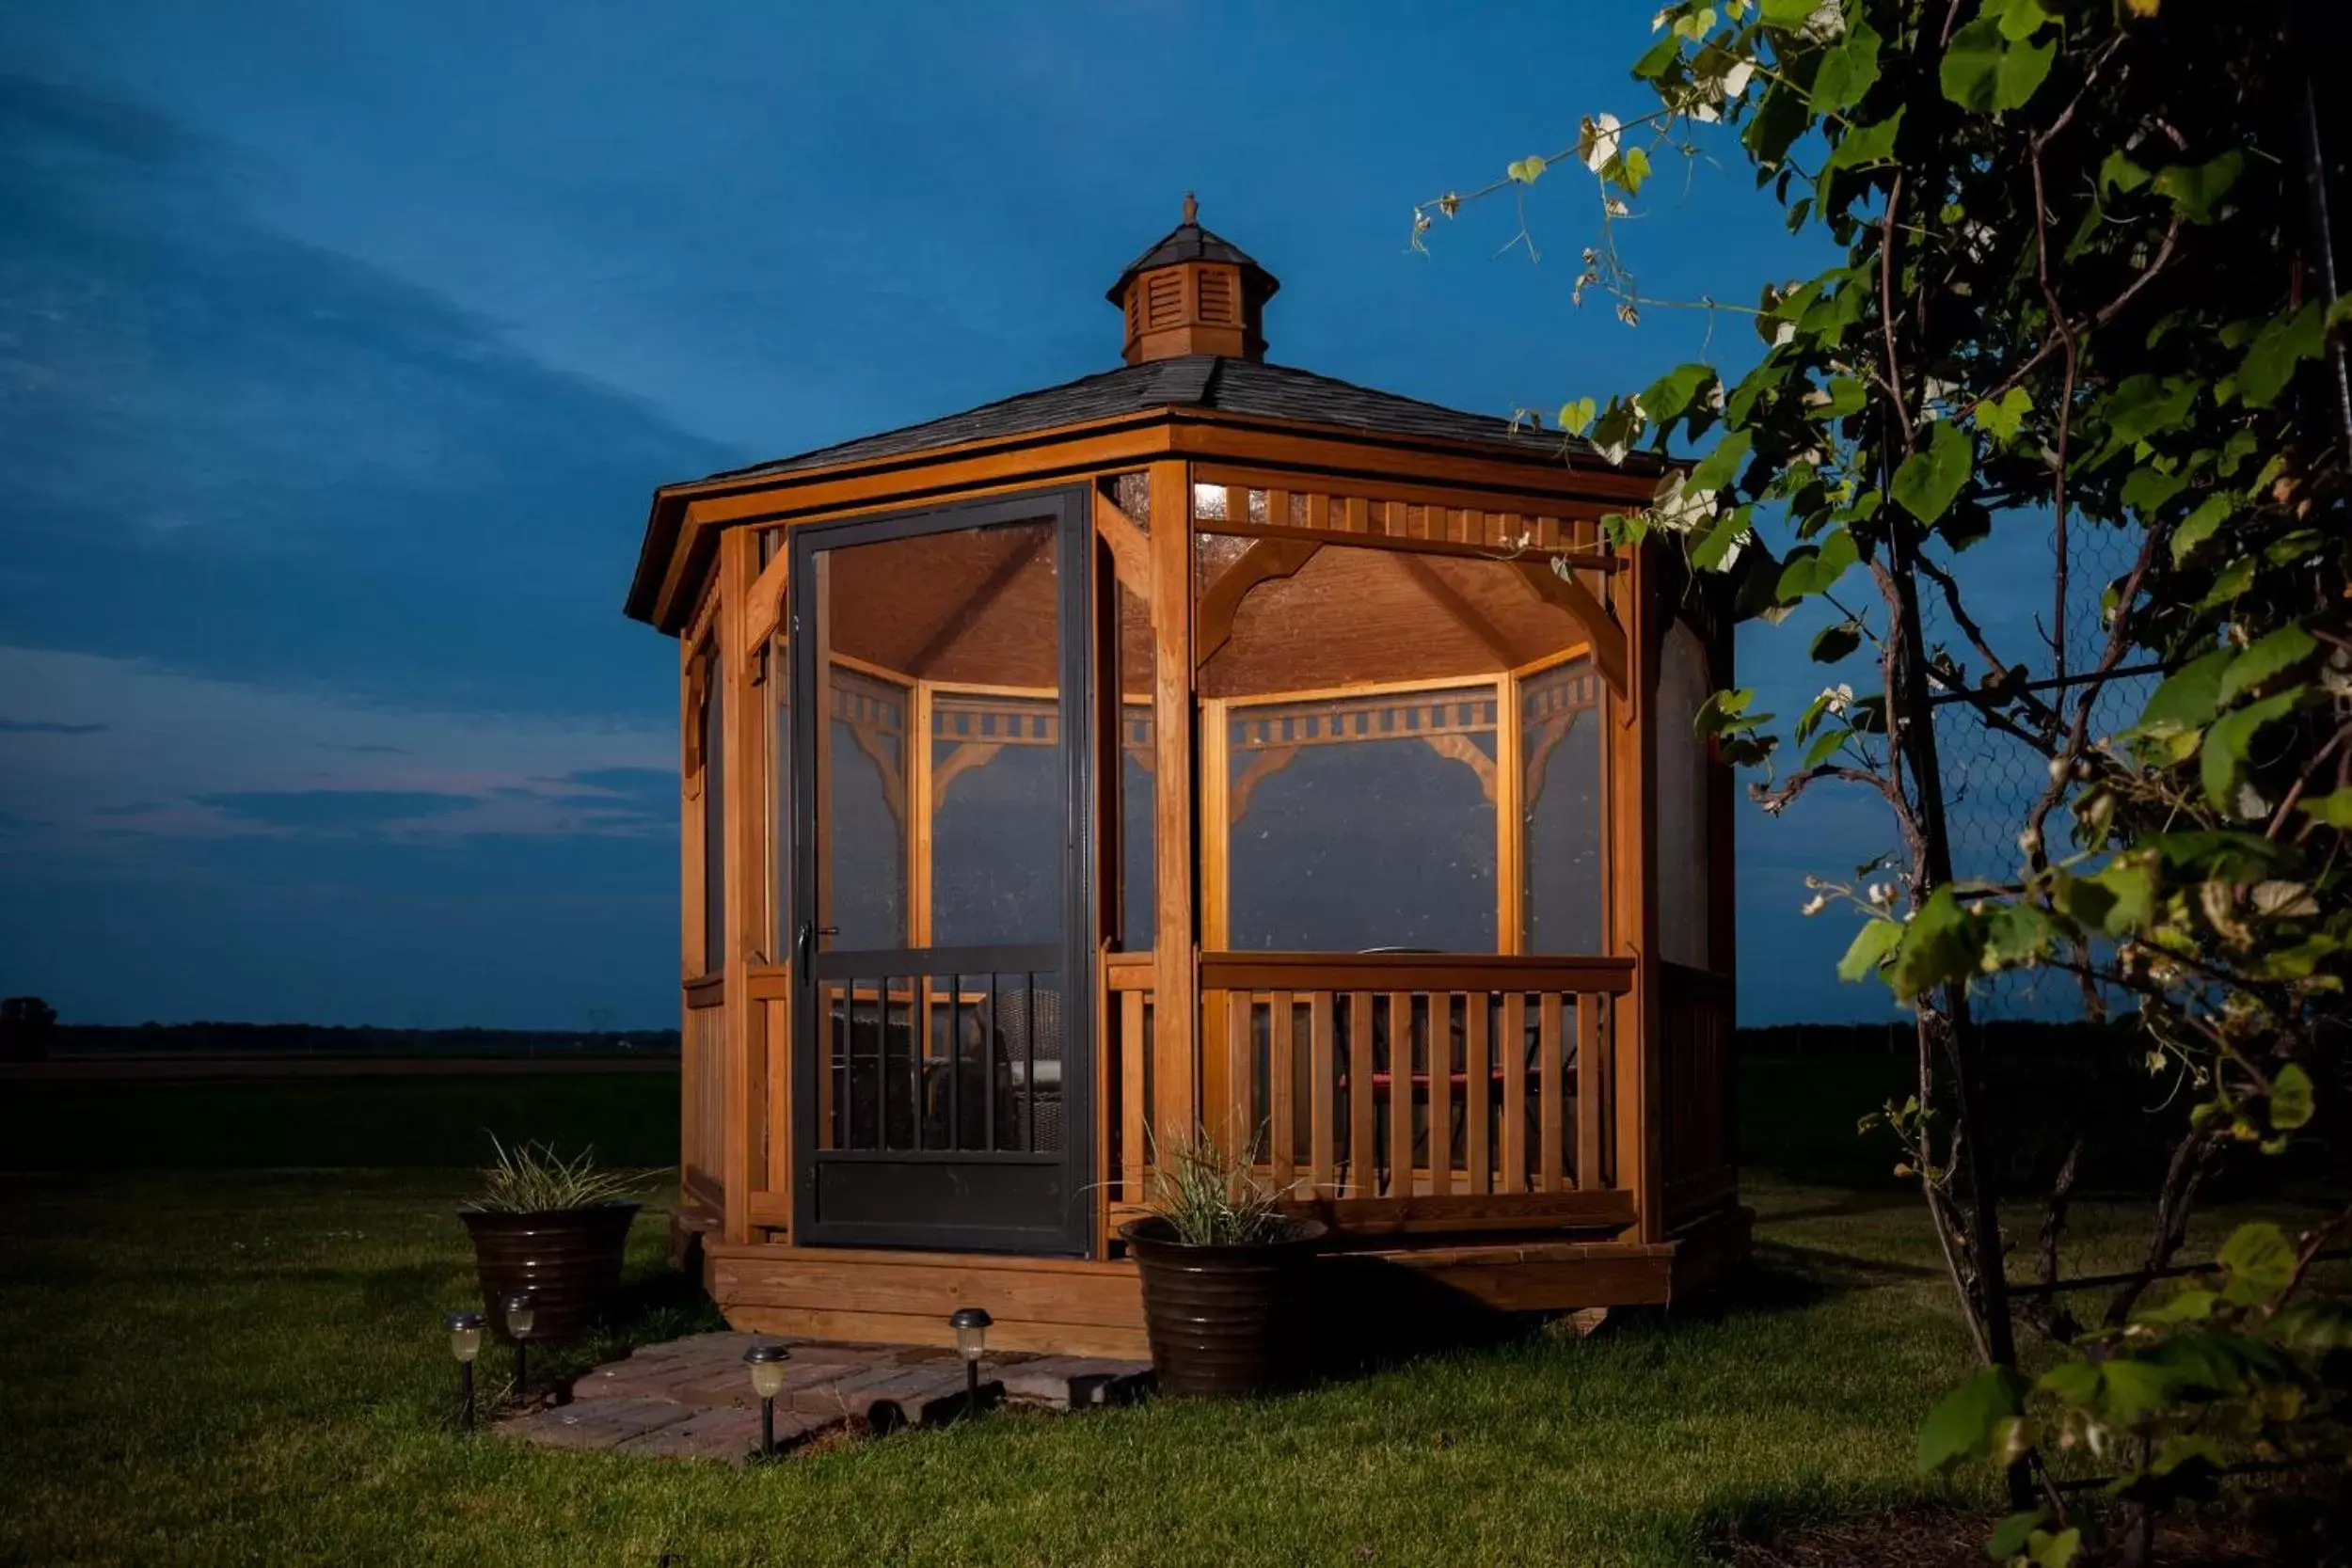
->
left=1104, top=219, right=1279, bottom=304
left=703, top=356, right=1589, bottom=482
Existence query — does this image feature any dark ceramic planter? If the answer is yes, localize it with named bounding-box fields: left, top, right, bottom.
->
left=1119, top=1216, right=1327, bottom=1398
left=458, top=1202, right=639, bottom=1345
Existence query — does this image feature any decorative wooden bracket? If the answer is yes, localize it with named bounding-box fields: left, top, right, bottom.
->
left=930, top=740, right=1003, bottom=814
left=1197, top=537, right=1324, bottom=668
left=1091, top=490, right=1152, bottom=600
left=1512, top=560, right=1628, bottom=704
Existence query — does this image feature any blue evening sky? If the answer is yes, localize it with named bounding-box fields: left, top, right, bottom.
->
left=0, top=1, right=1934, bottom=1029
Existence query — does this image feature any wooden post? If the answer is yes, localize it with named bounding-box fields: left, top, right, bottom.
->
left=720, top=527, right=761, bottom=1246
left=1612, top=539, right=1664, bottom=1242
left=1495, top=672, right=1522, bottom=955
left=1149, top=459, right=1199, bottom=1149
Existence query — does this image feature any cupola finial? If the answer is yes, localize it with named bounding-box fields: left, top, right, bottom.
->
left=1182, top=190, right=1198, bottom=225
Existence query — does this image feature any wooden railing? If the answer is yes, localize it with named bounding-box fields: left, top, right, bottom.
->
left=681, top=990, right=728, bottom=1213
left=1111, top=951, right=1638, bottom=1236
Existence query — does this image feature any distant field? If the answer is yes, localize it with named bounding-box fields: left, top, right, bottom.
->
left=0, top=1069, right=680, bottom=1170
left=0, top=1053, right=1918, bottom=1188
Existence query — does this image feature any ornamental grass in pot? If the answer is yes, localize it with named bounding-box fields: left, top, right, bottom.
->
left=1118, top=1131, right=1326, bottom=1398
left=458, top=1137, right=642, bottom=1345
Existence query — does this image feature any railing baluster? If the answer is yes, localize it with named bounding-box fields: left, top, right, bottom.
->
left=1387, top=990, right=1413, bottom=1198
left=1121, top=987, right=1146, bottom=1201
left=1309, top=991, right=1336, bottom=1197
left=1428, top=993, right=1454, bottom=1197
left=1578, top=991, right=1605, bottom=1192
left=1539, top=992, right=1565, bottom=1193
left=1268, top=990, right=1295, bottom=1194
left=1466, top=991, right=1491, bottom=1196
left=948, top=973, right=962, bottom=1153
left=1501, top=992, right=1527, bottom=1193
left=1347, top=991, right=1375, bottom=1197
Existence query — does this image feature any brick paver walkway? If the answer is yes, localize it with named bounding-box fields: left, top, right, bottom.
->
left=500, top=1333, right=1151, bottom=1463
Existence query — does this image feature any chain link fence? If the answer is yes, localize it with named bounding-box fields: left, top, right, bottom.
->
left=1925, top=518, right=2155, bottom=1022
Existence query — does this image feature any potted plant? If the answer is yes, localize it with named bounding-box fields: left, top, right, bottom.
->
left=1118, top=1131, right=1326, bottom=1398
left=457, top=1136, right=642, bottom=1345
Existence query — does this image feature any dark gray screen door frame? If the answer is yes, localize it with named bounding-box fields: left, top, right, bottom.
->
left=787, top=485, right=1096, bottom=1255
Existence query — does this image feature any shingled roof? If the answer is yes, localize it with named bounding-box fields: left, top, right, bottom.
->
left=702, top=355, right=1597, bottom=483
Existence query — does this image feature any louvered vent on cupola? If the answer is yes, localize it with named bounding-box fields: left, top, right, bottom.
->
left=1104, top=193, right=1280, bottom=365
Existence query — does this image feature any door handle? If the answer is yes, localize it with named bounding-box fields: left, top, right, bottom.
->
left=796, top=923, right=838, bottom=966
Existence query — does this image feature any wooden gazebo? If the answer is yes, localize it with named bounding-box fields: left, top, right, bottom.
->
left=625, top=201, right=1745, bottom=1356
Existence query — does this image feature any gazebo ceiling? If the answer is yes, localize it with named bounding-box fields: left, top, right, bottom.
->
left=821, top=525, right=1587, bottom=701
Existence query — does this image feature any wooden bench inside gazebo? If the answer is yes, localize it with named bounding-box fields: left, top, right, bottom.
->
left=626, top=201, right=1745, bottom=1356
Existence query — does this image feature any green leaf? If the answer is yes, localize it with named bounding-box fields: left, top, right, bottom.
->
left=2271, top=1063, right=2315, bottom=1132
left=1989, top=1512, right=2049, bottom=1560
left=1916, top=1367, right=2025, bottom=1474
left=2100, top=149, right=2153, bottom=195
left=2201, top=689, right=2303, bottom=810
left=2153, top=151, right=2245, bottom=225
left=2028, top=1528, right=2082, bottom=1568
left=1687, top=428, right=1754, bottom=494
left=1985, top=0, right=2057, bottom=41
left=2055, top=858, right=2158, bottom=938
left=2217, top=624, right=2317, bottom=705
left=1821, top=108, right=1904, bottom=178
left=1971, top=386, right=2031, bottom=443
left=1616, top=146, right=1652, bottom=195
left=1640, top=363, right=1716, bottom=425
left=2136, top=1289, right=2221, bottom=1325
left=2037, top=1360, right=2101, bottom=1405
left=2134, top=647, right=2235, bottom=736
left=1810, top=19, right=1882, bottom=114
left=1691, top=508, right=1751, bottom=573
left=2121, top=466, right=2188, bottom=518
left=2198, top=554, right=2257, bottom=610
left=1631, top=33, right=1681, bottom=80
left=1980, top=902, right=2053, bottom=968
left=1758, top=0, right=1818, bottom=24
left=1940, top=17, right=2055, bottom=113
left=1889, top=884, right=1981, bottom=996
left=1810, top=619, right=1863, bottom=663
left=1507, top=154, right=1548, bottom=184
left=1891, top=420, right=1974, bottom=523
left=1556, top=397, right=1597, bottom=436
left=2218, top=1221, right=2295, bottom=1305
left=1777, top=528, right=1860, bottom=600
left=2092, top=374, right=2199, bottom=465
left=2298, top=789, right=2352, bottom=827
left=2238, top=304, right=2326, bottom=407
left=1803, top=725, right=1852, bottom=768
left=2096, top=1357, right=2179, bottom=1424
left=2169, top=493, right=2234, bottom=563
left=1837, top=919, right=1904, bottom=983
left=1811, top=374, right=1867, bottom=420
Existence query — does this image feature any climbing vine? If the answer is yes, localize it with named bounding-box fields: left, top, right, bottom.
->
left=1422, top=2, right=2349, bottom=1560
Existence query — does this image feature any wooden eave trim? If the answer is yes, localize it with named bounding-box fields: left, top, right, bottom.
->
left=632, top=405, right=1673, bottom=634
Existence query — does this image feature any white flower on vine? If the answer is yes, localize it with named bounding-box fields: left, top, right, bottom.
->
left=1823, top=683, right=1854, bottom=716
left=1867, top=881, right=1896, bottom=907
left=1801, top=893, right=1828, bottom=916
left=1582, top=114, right=1623, bottom=174
left=1721, top=59, right=1756, bottom=99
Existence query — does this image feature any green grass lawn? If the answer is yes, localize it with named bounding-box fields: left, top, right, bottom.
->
left=0, top=1063, right=2327, bottom=1565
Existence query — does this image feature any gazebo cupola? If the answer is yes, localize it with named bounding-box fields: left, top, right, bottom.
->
left=1107, top=194, right=1279, bottom=365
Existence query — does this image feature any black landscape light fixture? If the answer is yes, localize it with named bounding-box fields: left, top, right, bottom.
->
left=501, top=1291, right=536, bottom=1399
left=445, top=1310, right=485, bottom=1430
left=949, top=1307, right=993, bottom=1415
left=743, top=1341, right=792, bottom=1458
